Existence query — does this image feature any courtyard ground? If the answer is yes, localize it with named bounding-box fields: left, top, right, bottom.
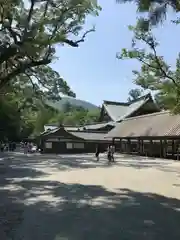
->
left=1, top=152, right=180, bottom=240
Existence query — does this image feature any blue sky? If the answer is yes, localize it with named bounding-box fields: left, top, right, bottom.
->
left=52, top=1, right=179, bottom=106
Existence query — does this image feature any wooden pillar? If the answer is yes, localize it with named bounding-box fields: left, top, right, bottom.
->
left=119, top=138, right=122, bottom=152
left=142, top=139, right=144, bottom=155
left=138, top=138, right=141, bottom=154
left=163, top=139, right=167, bottom=158
left=177, top=141, right=180, bottom=161
left=160, top=139, right=163, bottom=158
left=127, top=139, right=131, bottom=153
left=124, top=139, right=127, bottom=153
left=149, top=139, right=153, bottom=157
left=172, top=139, right=174, bottom=159
left=140, top=139, right=143, bottom=155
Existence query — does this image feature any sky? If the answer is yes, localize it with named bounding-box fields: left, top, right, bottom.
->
left=51, top=1, right=180, bottom=106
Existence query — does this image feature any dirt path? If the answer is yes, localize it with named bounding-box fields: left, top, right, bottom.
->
left=1, top=153, right=180, bottom=240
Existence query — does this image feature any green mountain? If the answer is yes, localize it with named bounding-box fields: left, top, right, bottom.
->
left=46, top=95, right=99, bottom=111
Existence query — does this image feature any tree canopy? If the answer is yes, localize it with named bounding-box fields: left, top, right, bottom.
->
left=0, top=84, right=100, bottom=141
left=0, top=0, right=100, bottom=100
left=127, top=88, right=143, bottom=102
left=118, top=23, right=180, bottom=111
left=48, top=103, right=100, bottom=127
left=116, top=0, right=180, bottom=29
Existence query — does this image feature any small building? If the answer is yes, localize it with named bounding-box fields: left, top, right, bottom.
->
left=40, top=126, right=112, bottom=154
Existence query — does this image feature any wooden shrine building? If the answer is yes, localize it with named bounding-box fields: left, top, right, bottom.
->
left=40, top=93, right=161, bottom=154
left=106, top=111, right=180, bottom=160
left=99, top=93, right=159, bottom=122
left=40, top=126, right=112, bottom=154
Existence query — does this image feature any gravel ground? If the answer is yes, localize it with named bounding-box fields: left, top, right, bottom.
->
left=1, top=152, right=180, bottom=240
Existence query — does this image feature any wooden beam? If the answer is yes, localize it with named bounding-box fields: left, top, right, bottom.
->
left=172, top=139, right=174, bottom=159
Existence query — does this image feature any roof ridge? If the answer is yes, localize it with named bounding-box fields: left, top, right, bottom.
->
left=103, top=93, right=152, bottom=106
left=69, top=130, right=108, bottom=133
left=103, top=100, right=129, bottom=106
left=45, top=123, right=59, bottom=126
left=123, top=110, right=170, bottom=122
left=81, top=121, right=111, bottom=126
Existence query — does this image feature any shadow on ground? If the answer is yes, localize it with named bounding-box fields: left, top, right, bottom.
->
left=6, top=152, right=180, bottom=174
left=8, top=153, right=108, bottom=171
left=1, top=164, right=180, bottom=240
left=116, top=154, right=180, bottom=174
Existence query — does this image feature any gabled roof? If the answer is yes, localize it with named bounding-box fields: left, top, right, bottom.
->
left=106, top=110, right=180, bottom=139
left=102, top=93, right=159, bottom=122
left=41, top=126, right=110, bottom=142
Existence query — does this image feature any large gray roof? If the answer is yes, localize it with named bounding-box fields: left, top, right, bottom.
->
left=103, top=94, right=158, bottom=122
left=105, top=111, right=180, bottom=139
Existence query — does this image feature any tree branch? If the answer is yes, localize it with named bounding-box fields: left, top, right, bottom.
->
left=23, top=0, right=35, bottom=38
left=6, top=25, right=18, bottom=44
left=141, top=35, right=179, bottom=87
left=29, top=69, right=52, bottom=91
left=63, top=29, right=95, bottom=47
left=24, top=71, right=37, bottom=91
left=0, top=58, right=51, bottom=89
left=0, top=46, right=18, bottom=65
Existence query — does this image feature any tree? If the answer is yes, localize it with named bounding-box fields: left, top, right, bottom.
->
left=118, top=23, right=180, bottom=111
left=85, top=109, right=100, bottom=124
left=44, top=103, right=101, bottom=128
left=116, top=0, right=180, bottom=28
left=0, top=94, right=21, bottom=141
left=32, top=105, right=58, bottom=135
left=0, top=0, right=100, bottom=99
left=127, top=88, right=143, bottom=102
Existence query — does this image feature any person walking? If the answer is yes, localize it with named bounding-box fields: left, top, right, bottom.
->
left=95, top=144, right=100, bottom=161
left=24, top=142, right=28, bottom=154
left=111, top=144, right=115, bottom=162
left=0, top=142, right=4, bottom=152
left=107, top=145, right=115, bottom=162
left=107, top=145, right=112, bottom=162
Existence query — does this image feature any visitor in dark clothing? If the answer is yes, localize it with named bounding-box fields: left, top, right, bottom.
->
left=12, top=142, right=16, bottom=151
left=0, top=143, right=4, bottom=152
left=107, top=145, right=111, bottom=162
left=107, top=145, right=115, bottom=162
left=9, top=142, right=12, bottom=151
left=95, top=144, right=100, bottom=161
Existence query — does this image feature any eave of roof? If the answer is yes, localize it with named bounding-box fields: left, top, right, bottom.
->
left=40, top=127, right=110, bottom=142
left=105, top=110, right=180, bottom=138
left=69, top=131, right=109, bottom=141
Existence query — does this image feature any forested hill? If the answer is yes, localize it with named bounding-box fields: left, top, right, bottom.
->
left=46, top=96, right=98, bottom=111
left=0, top=94, right=100, bottom=142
